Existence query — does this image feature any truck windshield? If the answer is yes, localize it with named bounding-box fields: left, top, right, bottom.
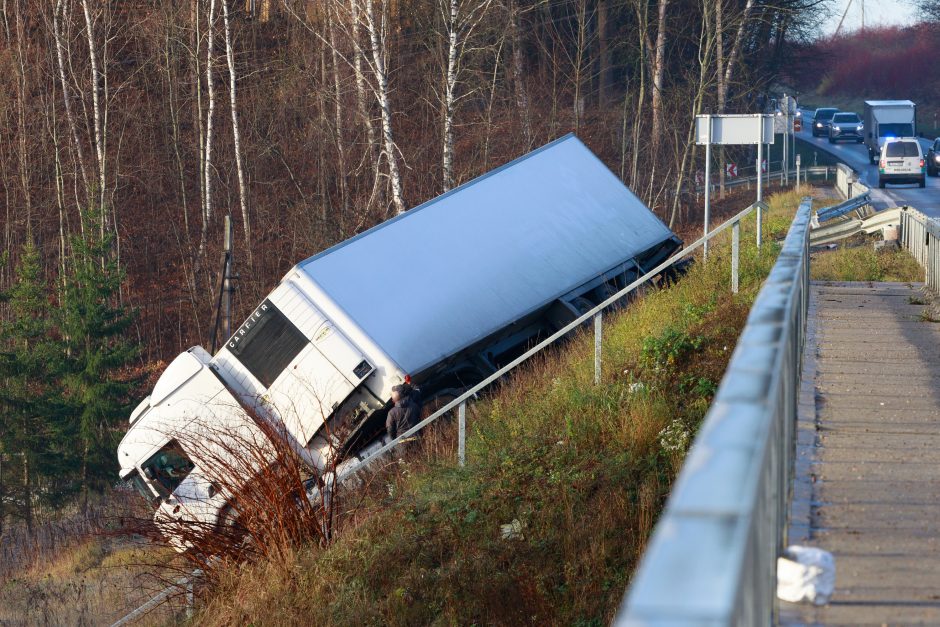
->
left=879, top=123, right=914, bottom=138
left=140, top=440, right=195, bottom=499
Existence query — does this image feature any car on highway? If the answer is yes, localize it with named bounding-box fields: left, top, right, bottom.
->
left=812, top=108, right=839, bottom=137
left=926, top=138, right=940, bottom=176
left=878, top=138, right=926, bottom=189
left=828, top=112, right=864, bottom=144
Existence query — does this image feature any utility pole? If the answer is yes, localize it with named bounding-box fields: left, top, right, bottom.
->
left=211, top=215, right=236, bottom=352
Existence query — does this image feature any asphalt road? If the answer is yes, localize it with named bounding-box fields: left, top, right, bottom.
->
left=795, top=112, right=940, bottom=218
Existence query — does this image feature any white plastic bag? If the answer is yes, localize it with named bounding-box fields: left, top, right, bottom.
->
left=776, top=545, right=835, bottom=605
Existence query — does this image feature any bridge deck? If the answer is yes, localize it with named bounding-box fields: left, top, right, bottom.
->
left=782, top=281, right=940, bottom=625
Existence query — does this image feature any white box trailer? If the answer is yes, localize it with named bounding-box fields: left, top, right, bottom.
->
left=864, top=100, right=917, bottom=163
left=117, top=134, right=683, bottom=541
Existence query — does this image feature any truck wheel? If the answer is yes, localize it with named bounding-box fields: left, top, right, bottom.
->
left=828, top=137, right=835, bottom=144
left=878, top=178, right=886, bottom=189
left=920, top=177, right=926, bottom=188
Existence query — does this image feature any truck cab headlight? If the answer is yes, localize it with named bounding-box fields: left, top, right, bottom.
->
left=856, top=125, right=863, bottom=131
left=816, top=123, right=823, bottom=127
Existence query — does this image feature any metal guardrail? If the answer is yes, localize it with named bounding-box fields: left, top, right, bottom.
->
left=615, top=197, right=812, bottom=626
left=110, top=569, right=200, bottom=627
left=901, top=207, right=940, bottom=294
left=811, top=208, right=902, bottom=247
left=700, top=165, right=835, bottom=195
left=814, top=193, right=872, bottom=224
left=336, top=200, right=768, bottom=483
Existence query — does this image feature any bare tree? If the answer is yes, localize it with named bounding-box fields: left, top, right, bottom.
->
left=327, top=1, right=351, bottom=229
left=359, top=0, right=406, bottom=215
left=650, top=0, right=669, bottom=147
left=438, top=0, right=492, bottom=192
left=198, top=0, right=219, bottom=266
left=506, top=0, right=532, bottom=148
left=221, top=0, right=251, bottom=253
left=78, top=0, right=107, bottom=227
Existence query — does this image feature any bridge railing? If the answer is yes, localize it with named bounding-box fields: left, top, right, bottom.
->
left=615, top=197, right=812, bottom=626
left=901, top=207, right=940, bottom=295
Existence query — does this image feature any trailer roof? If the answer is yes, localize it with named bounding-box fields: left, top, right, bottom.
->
left=864, top=100, right=916, bottom=107
left=298, top=134, right=676, bottom=374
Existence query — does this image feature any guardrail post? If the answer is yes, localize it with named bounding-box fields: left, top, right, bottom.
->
left=458, top=402, right=466, bottom=467
left=756, top=203, right=763, bottom=249
left=731, top=220, right=740, bottom=293
left=186, top=578, right=195, bottom=619
left=594, top=312, right=603, bottom=385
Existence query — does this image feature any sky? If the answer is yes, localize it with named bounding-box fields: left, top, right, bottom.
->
left=821, top=0, right=919, bottom=35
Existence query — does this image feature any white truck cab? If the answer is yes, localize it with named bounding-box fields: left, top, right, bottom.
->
left=118, top=276, right=407, bottom=545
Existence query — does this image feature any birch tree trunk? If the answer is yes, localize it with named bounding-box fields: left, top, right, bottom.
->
left=439, top=0, right=490, bottom=192
left=12, top=1, right=30, bottom=228
left=716, top=0, right=726, bottom=198
left=327, top=1, right=350, bottom=230
left=669, top=0, right=716, bottom=228
left=52, top=0, right=90, bottom=201
left=197, top=0, right=218, bottom=267
left=650, top=0, right=669, bottom=149
left=508, top=0, right=532, bottom=148
left=362, top=0, right=405, bottom=215
left=441, top=0, right=459, bottom=192
left=221, top=0, right=251, bottom=252
left=79, top=0, right=106, bottom=227
left=347, top=0, right=381, bottom=208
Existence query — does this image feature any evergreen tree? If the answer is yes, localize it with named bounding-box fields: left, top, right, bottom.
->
left=61, top=206, right=139, bottom=509
left=0, top=239, right=76, bottom=531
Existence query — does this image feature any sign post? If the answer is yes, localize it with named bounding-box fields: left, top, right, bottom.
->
left=697, top=113, right=774, bottom=252
left=704, top=114, right=712, bottom=260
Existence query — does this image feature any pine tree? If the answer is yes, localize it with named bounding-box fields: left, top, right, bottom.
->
left=0, top=239, right=75, bottom=531
left=61, top=205, right=139, bottom=510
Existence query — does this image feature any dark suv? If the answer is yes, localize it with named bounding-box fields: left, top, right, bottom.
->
left=927, top=138, right=940, bottom=176
left=828, top=112, right=864, bottom=143
left=812, top=108, right=839, bottom=137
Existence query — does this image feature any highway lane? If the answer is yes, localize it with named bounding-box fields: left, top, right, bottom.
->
left=795, top=111, right=940, bottom=218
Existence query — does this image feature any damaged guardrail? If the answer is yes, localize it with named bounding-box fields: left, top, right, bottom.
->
left=615, top=197, right=812, bottom=626
left=813, top=193, right=871, bottom=224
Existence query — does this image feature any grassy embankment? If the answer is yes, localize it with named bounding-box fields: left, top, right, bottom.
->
left=811, top=241, right=923, bottom=283
left=192, top=190, right=807, bottom=626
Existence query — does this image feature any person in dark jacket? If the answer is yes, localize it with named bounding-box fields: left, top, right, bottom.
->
left=386, top=384, right=421, bottom=440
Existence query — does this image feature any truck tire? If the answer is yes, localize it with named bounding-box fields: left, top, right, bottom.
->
left=828, top=137, right=835, bottom=144
left=878, top=178, right=886, bottom=189
left=919, top=177, right=926, bottom=188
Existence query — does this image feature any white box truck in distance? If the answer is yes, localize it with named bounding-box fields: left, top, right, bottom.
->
left=864, top=100, right=917, bottom=164
left=117, top=134, right=683, bottom=546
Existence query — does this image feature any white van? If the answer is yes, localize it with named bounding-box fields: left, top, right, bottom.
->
left=878, top=138, right=926, bottom=189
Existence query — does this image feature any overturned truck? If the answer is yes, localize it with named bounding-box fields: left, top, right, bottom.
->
left=117, top=134, right=683, bottom=544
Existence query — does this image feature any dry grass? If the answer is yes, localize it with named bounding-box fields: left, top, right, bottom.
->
left=187, top=189, right=807, bottom=626
left=811, top=241, right=923, bottom=283
left=0, top=494, right=184, bottom=626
